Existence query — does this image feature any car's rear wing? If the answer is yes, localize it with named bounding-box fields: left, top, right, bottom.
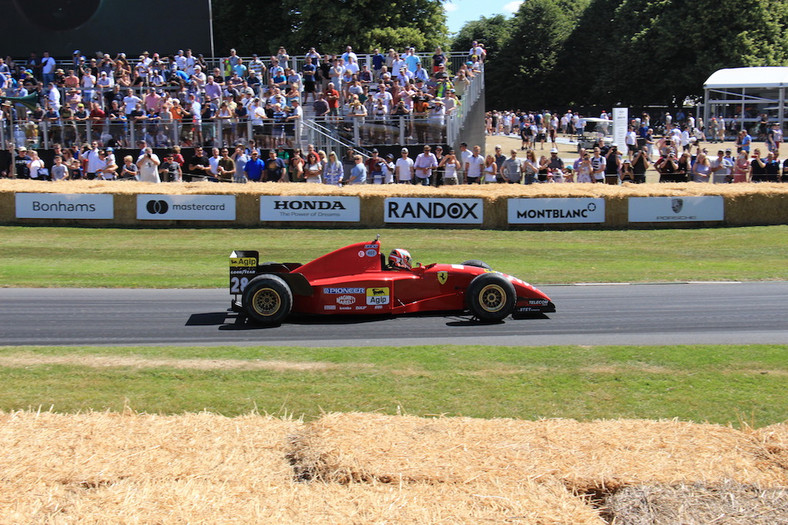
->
left=229, top=250, right=310, bottom=298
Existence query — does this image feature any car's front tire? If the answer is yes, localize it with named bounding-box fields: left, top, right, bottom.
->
left=242, top=274, right=293, bottom=325
left=460, top=259, right=492, bottom=270
left=466, top=273, right=516, bottom=322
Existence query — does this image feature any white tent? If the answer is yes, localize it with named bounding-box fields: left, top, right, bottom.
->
left=703, top=67, right=787, bottom=135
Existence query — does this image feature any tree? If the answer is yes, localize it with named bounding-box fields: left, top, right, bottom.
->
left=558, top=0, right=788, bottom=106
left=451, top=14, right=513, bottom=58
left=211, top=0, right=448, bottom=57
left=487, top=0, right=588, bottom=109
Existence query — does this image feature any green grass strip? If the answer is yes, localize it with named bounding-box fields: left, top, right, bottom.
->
left=1, top=345, right=785, bottom=427
left=1, top=225, right=787, bottom=287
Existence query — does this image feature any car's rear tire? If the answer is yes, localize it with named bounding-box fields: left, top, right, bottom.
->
left=242, top=274, right=293, bottom=325
left=466, top=273, right=516, bottom=322
left=460, top=259, right=492, bottom=270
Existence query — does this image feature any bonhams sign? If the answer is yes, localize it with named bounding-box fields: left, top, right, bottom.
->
left=384, top=198, right=483, bottom=224
left=16, top=193, right=114, bottom=219
left=260, top=196, right=360, bottom=222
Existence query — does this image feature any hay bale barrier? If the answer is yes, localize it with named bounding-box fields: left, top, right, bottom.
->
left=288, top=413, right=787, bottom=491
left=2, top=179, right=787, bottom=228
left=0, top=411, right=786, bottom=522
left=607, top=481, right=788, bottom=525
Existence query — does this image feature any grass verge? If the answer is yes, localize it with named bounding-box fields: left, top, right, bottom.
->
left=1, top=225, right=787, bottom=287
left=0, top=344, right=785, bottom=426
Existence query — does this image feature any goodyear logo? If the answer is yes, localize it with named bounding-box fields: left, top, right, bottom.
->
left=230, top=257, right=257, bottom=267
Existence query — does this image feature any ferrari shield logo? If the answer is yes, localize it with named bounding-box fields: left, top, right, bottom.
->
left=437, top=271, right=448, bottom=285
left=671, top=198, right=684, bottom=214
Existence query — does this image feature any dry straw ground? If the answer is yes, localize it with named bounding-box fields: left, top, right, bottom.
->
left=1, top=411, right=786, bottom=524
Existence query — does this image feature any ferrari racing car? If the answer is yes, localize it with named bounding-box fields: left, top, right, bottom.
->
left=229, top=237, right=555, bottom=325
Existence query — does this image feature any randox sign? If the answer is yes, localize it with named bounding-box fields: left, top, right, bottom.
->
left=15, top=193, right=114, bottom=219
left=384, top=198, right=483, bottom=224
left=137, top=195, right=236, bottom=221
left=628, top=196, right=724, bottom=222
left=260, top=196, right=360, bottom=222
left=508, top=198, right=605, bottom=224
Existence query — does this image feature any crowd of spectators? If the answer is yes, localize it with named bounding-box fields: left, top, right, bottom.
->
left=0, top=44, right=483, bottom=157
left=480, top=108, right=787, bottom=184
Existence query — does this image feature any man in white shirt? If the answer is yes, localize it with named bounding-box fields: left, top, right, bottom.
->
left=81, top=141, right=104, bottom=180
left=464, top=145, right=484, bottom=184
left=414, top=145, right=438, bottom=186
left=395, top=148, right=414, bottom=183
left=174, top=50, right=187, bottom=71
left=710, top=149, right=734, bottom=184
left=41, top=51, right=56, bottom=86
left=458, top=142, right=472, bottom=184
left=48, top=83, right=61, bottom=111
left=208, top=148, right=221, bottom=178
left=341, top=46, right=357, bottom=65
left=123, top=89, right=141, bottom=116
left=374, top=84, right=393, bottom=112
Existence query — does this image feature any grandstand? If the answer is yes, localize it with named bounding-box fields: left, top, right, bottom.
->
left=0, top=48, right=486, bottom=175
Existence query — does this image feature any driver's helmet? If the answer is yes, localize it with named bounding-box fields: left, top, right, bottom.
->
left=388, top=248, right=412, bottom=270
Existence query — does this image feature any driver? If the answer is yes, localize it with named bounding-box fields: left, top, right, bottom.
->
left=388, top=249, right=412, bottom=270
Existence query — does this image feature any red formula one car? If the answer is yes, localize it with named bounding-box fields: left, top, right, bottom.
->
left=229, top=237, right=555, bottom=325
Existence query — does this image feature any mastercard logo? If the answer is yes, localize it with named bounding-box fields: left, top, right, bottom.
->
left=145, top=200, right=169, bottom=214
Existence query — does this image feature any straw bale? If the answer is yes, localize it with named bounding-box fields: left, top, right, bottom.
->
left=751, top=422, right=788, bottom=471
left=0, top=411, right=300, bottom=486
left=4, top=179, right=788, bottom=227
left=606, top=481, right=788, bottom=525
left=0, top=478, right=604, bottom=525
left=4, top=178, right=788, bottom=198
left=0, top=478, right=604, bottom=524
left=289, top=413, right=788, bottom=491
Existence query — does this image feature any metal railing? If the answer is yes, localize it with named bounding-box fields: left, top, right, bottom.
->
left=1, top=112, right=453, bottom=152
left=0, top=116, right=304, bottom=151
left=447, top=67, right=483, bottom=146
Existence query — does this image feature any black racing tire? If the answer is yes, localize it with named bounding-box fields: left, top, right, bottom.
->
left=242, top=274, right=293, bottom=325
left=466, top=273, right=516, bottom=322
left=460, top=259, right=492, bottom=270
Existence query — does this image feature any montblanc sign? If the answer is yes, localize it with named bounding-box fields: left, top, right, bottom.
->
left=508, top=198, right=605, bottom=224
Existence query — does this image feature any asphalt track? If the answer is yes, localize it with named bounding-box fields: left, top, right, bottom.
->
left=2, top=282, right=787, bottom=347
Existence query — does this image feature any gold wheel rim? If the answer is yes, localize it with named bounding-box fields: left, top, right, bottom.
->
left=252, top=288, right=281, bottom=316
left=479, top=284, right=505, bottom=313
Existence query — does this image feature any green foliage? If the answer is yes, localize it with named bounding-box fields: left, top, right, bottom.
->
left=454, top=0, right=788, bottom=109
left=451, top=14, right=513, bottom=56
left=489, top=0, right=588, bottom=108
left=211, top=0, right=448, bottom=56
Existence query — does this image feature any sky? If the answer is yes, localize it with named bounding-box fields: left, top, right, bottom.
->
left=443, top=0, right=523, bottom=34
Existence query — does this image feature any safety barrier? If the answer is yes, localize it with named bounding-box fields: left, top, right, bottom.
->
left=2, top=182, right=787, bottom=229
